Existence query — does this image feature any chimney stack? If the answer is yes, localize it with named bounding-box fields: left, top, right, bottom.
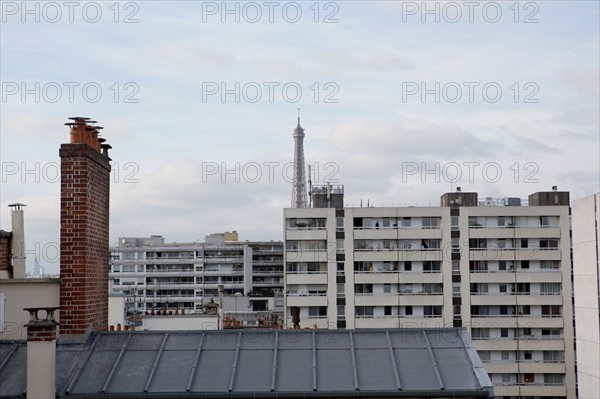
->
left=59, top=117, right=112, bottom=339
left=8, top=203, right=26, bottom=279
left=24, top=307, right=59, bottom=399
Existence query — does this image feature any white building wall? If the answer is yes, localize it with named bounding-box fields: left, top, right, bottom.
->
left=572, top=193, right=600, bottom=399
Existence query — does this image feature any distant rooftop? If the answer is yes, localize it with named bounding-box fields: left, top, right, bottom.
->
left=0, top=328, right=493, bottom=398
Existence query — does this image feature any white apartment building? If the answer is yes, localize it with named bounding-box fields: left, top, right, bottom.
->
left=572, top=192, right=600, bottom=399
left=284, top=186, right=576, bottom=399
left=109, top=233, right=284, bottom=322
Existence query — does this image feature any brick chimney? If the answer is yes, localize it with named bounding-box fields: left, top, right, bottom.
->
left=24, top=307, right=59, bottom=399
left=0, top=230, right=12, bottom=279
left=59, top=117, right=111, bottom=339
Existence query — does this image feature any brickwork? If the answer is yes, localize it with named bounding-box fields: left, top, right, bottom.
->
left=26, top=324, right=58, bottom=342
left=59, top=142, right=111, bottom=336
left=0, top=231, right=12, bottom=275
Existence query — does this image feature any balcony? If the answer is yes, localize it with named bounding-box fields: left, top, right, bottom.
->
left=286, top=294, right=328, bottom=307
left=397, top=295, right=444, bottom=306
left=469, top=271, right=562, bottom=284
left=355, top=317, right=401, bottom=329
left=285, top=251, right=329, bottom=263
left=286, top=273, right=327, bottom=285
left=354, top=295, right=399, bottom=306
left=468, top=248, right=562, bottom=261
left=286, top=229, right=327, bottom=240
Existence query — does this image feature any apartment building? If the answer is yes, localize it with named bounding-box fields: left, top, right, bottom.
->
left=109, top=232, right=284, bottom=324
left=284, top=185, right=576, bottom=399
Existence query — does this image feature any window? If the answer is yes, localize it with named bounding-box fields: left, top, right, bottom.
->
left=423, top=261, right=441, bottom=272
left=452, top=238, right=460, bottom=253
left=337, top=305, right=345, bottom=318
left=501, top=374, right=512, bottom=384
left=540, top=216, right=557, bottom=227
left=543, top=351, right=564, bottom=362
left=400, top=284, right=413, bottom=294
left=453, top=305, right=461, bottom=318
left=355, top=306, right=374, bottom=317
left=308, top=306, right=327, bottom=318
left=404, top=306, right=413, bottom=316
left=478, top=351, right=491, bottom=362
left=501, top=328, right=510, bottom=338
left=468, top=216, right=479, bottom=227
left=544, top=374, right=564, bottom=385
left=401, top=217, right=411, bottom=227
left=498, top=216, right=505, bottom=227
left=384, top=306, right=392, bottom=316
left=471, top=328, right=489, bottom=340
left=355, top=284, right=373, bottom=294
left=523, top=373, right=535, bottom=383
left=337, top=283, right=345, bottom=297
left=520, top=260, right=529, bottom=269
left=451, top=216, right=459, bottom=231
left=541, top=283, right=561, bottom=295
left=523, top=351, right=532, bottom=361
left=452, top=261, right=460, bottom=274
left=422, top=217, right=440, bottom=228
left=453, top=283, right=461, bottom=296
left=113, top=279, right=121, bottom=285
left=336, top=217, right=344, bottom=229
left=501, top=351, right=510, bottom=360
left=122, top=264, right=135, bottom=272
left=521, top=238, right=528, bottom=248
left=540, top=238, right=559, bottom=249
left=383, top=284, right=391, bottom=294
left=542, top=328, right=562, bottom=337
left=470, top=261, right=487, bottom=272
left=499, top=285, right=507, bottom=293
left=471, top=306, right=489, bottom=316
left=404, top=261, right=412, bottom=271
left=542, top=305, right=561, bottom=316
left=424, top=306, right=442, bottom=317
left=516, top=283, right=530, bottom=294
left=541, top=260, right=560, bottom=269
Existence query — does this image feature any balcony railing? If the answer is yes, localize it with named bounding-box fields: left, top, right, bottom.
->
left=286, top=291, right=327, bottom=296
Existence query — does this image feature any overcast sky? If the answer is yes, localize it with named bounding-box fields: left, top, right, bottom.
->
left=1, top=1, right=599, bottom=274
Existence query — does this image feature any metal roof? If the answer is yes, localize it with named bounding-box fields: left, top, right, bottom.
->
left=0, top=328, right=493, bottom=398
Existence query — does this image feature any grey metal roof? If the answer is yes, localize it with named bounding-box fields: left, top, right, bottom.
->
left=0, top=328, right=493, bottom=398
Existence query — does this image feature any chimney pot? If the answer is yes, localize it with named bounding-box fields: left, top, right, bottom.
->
left=24, top=307, right=59, bottom=399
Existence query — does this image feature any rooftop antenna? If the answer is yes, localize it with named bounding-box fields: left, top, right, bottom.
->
left=308, top=164, right=312, bottom=208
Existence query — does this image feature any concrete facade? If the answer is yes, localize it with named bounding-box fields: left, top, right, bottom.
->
left=0, top=279, right=60, bottom=340
left=109, top=235, right=284, bottom=327
left=572, top=193, right=600, bottom=399
left=284, top=191, right=576, bottom=399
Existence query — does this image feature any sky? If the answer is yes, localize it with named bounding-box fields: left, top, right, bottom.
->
left=1, top=0, right=599, bottom=274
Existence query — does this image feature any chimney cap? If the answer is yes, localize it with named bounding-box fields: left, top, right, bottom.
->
left=552, top=185, right=558, bottom=191
left=68, top=116, right=90, bottom=121
left=8, top=203, right=26, bottom=209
